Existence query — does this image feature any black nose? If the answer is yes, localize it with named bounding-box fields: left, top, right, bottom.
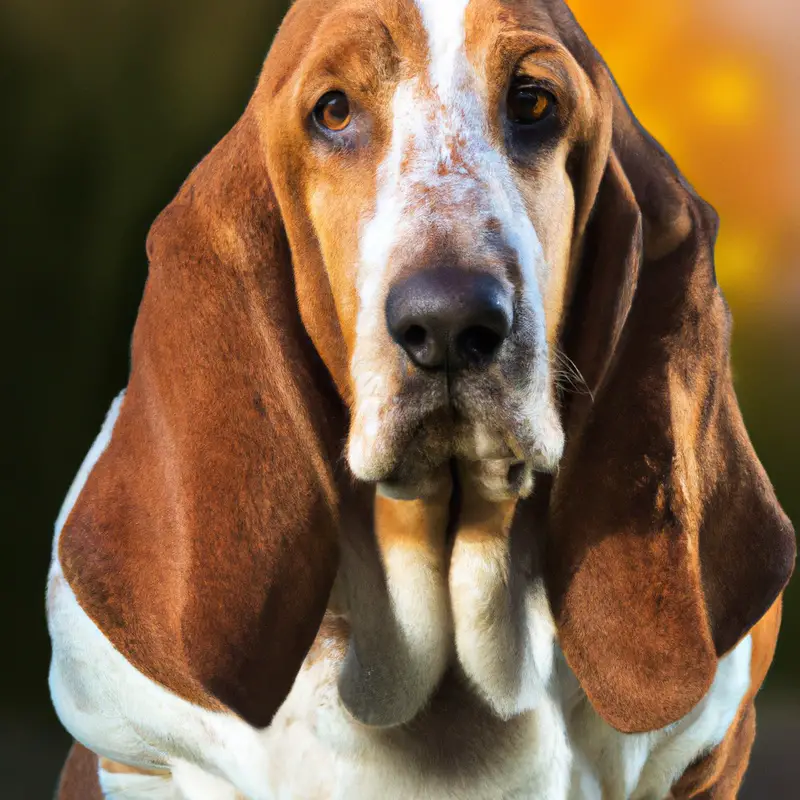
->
left=385, top=267, right=514, bottom=371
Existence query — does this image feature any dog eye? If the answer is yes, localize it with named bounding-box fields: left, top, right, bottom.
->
left=507, top=84, right=556, bottom=125
left=314, top=91, right=352, bottom=132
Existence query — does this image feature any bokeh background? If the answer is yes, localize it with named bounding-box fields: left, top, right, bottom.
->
left=1, top=0, right=797, bottom=796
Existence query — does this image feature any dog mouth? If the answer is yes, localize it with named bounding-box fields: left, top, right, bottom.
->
left=349, top=373, right=562, bottom=501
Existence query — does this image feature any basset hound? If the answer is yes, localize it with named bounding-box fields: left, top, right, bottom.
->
left=47, top=0, right=796, bottom=798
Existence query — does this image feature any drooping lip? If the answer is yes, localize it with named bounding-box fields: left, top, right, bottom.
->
left=378, top=458, right=532, bottom=549
left=353, top=396, right=531, bottom=481
left=365, top=408, right=457, bottom=492
left=349, top=356, right=565, bottom=493
left=368, top=397, right=539, bottom=501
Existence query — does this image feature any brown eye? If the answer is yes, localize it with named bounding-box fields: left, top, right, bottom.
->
left=507, top=85, right=556, bottom=125
left=314, top=91, right=352, bottom=132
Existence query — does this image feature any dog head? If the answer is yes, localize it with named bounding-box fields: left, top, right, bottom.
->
left=254, top=0, right=619, bottom=498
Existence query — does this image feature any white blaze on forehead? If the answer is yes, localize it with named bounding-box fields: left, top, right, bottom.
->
left=416, top=0, right=549, bottom=342
left=357, top=80, right=422, bottom=308
left=415, top=0, right=472, bottom=97
left=356, top=0, right=480, bottom=340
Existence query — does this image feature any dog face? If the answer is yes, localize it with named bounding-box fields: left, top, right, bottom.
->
left=261, top=0, right=599, bottom=498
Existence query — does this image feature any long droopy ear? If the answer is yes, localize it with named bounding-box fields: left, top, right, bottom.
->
left=545, top=9, right=796, bottom=735
left=58, top=107, right=344, bottom=728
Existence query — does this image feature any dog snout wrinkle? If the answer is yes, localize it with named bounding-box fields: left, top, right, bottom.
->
left=386, top=267, right=513, bottom=371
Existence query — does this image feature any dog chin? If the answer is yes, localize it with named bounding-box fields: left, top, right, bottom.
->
left=347, top=406, right=565, bottom=502
left=346, top=406, right=453, bottom=496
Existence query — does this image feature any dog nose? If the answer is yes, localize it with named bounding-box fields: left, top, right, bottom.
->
left=385, top=268, right=514, bottom=371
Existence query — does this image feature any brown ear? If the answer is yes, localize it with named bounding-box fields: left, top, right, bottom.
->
left=545, top=36, right=796, bottom=733
left=58, top=108, right=344, bottom=728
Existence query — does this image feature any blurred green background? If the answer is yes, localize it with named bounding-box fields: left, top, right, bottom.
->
left=0, top=0, right=797, bottom=796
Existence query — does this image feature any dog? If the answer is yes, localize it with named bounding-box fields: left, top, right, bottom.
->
left=48, top=0, right=795, bottom=797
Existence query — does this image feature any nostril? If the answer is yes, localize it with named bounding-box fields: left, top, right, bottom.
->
left=386, top=267, right=513, bottom=371
left=457, top=325, right=504, bottom=366
left=403, top=325, right=428, bottom=349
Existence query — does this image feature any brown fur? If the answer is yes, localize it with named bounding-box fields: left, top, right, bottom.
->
left=53, top=0, right=794, bottom=794
left=57, top=743, right=103, bottom=800
left=59, top=109, right=346, bottom=726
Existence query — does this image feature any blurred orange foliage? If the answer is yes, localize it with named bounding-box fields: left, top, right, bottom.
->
left=570, top=0, right=799, bottom=313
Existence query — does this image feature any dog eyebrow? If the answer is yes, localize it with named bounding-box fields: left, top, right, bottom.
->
left=271, top=13, right=401, bottom=100
left=492, top=34, right=564, bottom=69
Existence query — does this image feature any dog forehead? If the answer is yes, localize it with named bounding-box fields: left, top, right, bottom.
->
left=268, top=0, right=562, bottom=93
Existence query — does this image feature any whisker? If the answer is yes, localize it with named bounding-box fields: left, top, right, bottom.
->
left=552, top=350, right=594, bottom=402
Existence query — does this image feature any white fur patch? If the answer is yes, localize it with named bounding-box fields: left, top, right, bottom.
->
left=99, top=762, right=240, bottom=800
left=266, top=636, right=573, bottom=800
left=562, top=635, right=753, bottom=800
left=450, top=536, right=556, bottom=719
left=98, top=768, right=177, bottom=800
left=415, top=0, right=471, bottom=99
